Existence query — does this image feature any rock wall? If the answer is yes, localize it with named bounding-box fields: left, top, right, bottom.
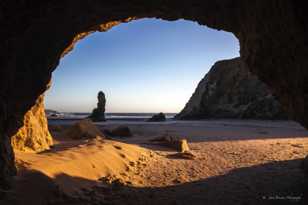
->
left=11, top=95, right=53, bottom=153
left=0, top=0, right=307, bottom=190
left=177, top=58, right=287, bottom=120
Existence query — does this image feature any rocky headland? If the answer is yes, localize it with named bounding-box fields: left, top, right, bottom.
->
left=176, top=58, right=287, bottom=120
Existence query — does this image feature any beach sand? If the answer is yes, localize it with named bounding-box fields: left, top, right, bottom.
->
left=3, top=120, right=308, bottom=205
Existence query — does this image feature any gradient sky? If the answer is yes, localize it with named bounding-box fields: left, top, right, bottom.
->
left=45, top=18, right=239, bottom=113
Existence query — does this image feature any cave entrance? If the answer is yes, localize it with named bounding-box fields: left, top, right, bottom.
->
left=45, top=18, right=239, bottom=118
left=1, top=3, right=307, bottom=202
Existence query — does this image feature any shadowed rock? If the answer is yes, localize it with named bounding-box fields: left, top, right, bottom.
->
left=147, top=113, right=166, bottom=122
left=89, top=91, right=106, bottom=122
left=110, top=126, right=132, bottom=137
left=177, top=58, right=287, bottom=120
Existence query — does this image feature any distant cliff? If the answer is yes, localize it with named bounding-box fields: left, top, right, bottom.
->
left=176, top=58, right=287, bottom=120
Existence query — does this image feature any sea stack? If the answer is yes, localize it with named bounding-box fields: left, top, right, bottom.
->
left=90, top=91, right=106, bottom=121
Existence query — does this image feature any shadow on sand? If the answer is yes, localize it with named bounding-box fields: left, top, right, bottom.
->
left=1, top=158, right=307, bottom=205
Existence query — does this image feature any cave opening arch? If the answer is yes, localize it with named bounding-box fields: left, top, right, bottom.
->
left=1, top=0, right=307, bottom=191
left=45, top=18, right=240, bottom=116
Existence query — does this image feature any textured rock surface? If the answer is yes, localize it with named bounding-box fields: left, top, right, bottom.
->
left=89, top=91, right=106, bottom=122
left=147, top=113, right=166, bottom=122
left=0, top=0, right=307, bottom=190
left=11, top=95, right=53, bottom=152
left=177, top=58, right=287, bottom=120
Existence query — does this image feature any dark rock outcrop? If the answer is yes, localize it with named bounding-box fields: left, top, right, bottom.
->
left=0, top=0, right=308, bottom=191
left=109, top=126, right=132, bottom=137
left=11, top=95, right=53, bottom=152
left=89, top=91, right=106, bottom=122
left=45, top=109, right=62, bottom=118
left=147, top=113, right=166, bottom=122
left=303, top=155, right=308, bottom=175
left=177, top=58, right=287, bottom=120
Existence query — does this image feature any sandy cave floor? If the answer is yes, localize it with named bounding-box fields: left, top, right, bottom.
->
left=3, top=120, right=308, bottom=205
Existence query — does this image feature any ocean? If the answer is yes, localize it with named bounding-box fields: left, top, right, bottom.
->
left=47, top=112, right=176, bottom=122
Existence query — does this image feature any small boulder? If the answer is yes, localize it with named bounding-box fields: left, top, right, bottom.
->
left=150, top=136, right=190, bottom=152
left=178, top=139, right=190, bottom=153
left=102, top=129, right=113, bottom=138
left=110, top=126, right=132, bottom=137
left=151, top=136, right=196, bottom=159
left=48, top=124, right=64, bottom=133
left=147, top=112, right=166, bottom=122
left=63, top=119, right=104, bottom=139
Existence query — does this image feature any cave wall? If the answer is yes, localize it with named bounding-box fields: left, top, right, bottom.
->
left=0, top=0, right=307, bottom=190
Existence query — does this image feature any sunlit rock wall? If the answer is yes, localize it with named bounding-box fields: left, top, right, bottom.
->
left=11, top=95, right=53, bottom=152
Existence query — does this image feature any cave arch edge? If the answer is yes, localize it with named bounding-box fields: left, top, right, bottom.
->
left=1, top=1, right=308, bottom=192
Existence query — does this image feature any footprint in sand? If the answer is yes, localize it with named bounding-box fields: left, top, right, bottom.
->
left=119, top=153, right=126, bottom=158
left=291, top=144, right=304, bottom=148
left=113, top=145, right=122, bottom=150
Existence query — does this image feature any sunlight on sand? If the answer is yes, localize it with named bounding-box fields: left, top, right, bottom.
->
left=10, top=120, right=308, bottom=205
left=15, top=138, right=152, bottom=194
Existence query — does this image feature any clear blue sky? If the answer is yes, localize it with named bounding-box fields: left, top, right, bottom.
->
left=45, top=18, right=239, bottom=113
